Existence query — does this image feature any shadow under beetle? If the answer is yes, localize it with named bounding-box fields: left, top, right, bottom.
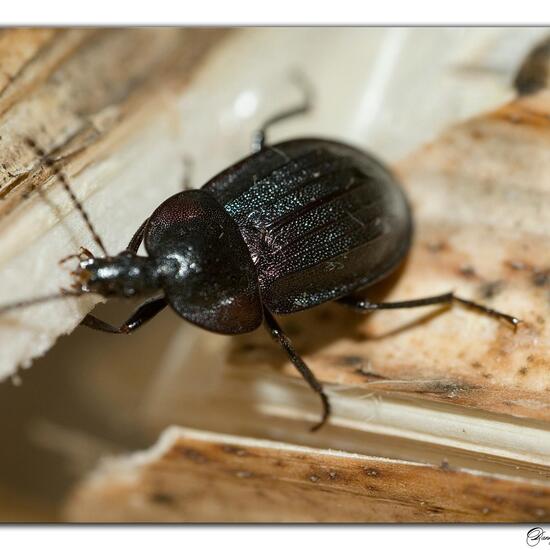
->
left=0, top=80, right=520, bottom=431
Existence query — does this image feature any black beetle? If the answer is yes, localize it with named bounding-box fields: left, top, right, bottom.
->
left=0, top=82, right=520, bottom=431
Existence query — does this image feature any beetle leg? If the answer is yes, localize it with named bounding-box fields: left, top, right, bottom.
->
left=125, top=218, right=149, bottom=254
left=181, top=155, right=194, bottom=191
left=263, top=307, right=330, bottom=431
left=251, top=72, right=313, bottom=153
left=338, top=292, right=521, bottom=329
left=81, top=296, right=167, bottom=334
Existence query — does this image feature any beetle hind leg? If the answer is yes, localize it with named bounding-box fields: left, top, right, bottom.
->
left=338, top=292, right=521, bottom=329
left=263, top=307, right=330, bottom=431
left=251, top=72, right=313, bottom=153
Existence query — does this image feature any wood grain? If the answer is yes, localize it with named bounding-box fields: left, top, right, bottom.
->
left=227, top=90, right=550, bottom=424
left=66, top=428, right=550, bottom=522
left=61, top=30, right=550, bottom=523
left=0, top=28, right=227, bottom=216
left=0, top=28, right=230, bottom=379
left=0, top=28, right=548, bottom=523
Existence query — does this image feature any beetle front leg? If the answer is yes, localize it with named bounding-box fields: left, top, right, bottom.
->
left=81, top=297, right=167, bottom=334
left=263, top=307, right=330, bottom=431
left=338, top=292, right=521, bottom=329
left=125, top=218, right=149, bottom=254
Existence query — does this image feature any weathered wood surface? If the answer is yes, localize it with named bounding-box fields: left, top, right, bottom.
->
left=0, top=28, right=229, bottom=379
left=66, top=427, right=550, bottom=523
left=49, top=28, right=550, bottom=436
left=0, top=28, right=549, bottom=522
left=0, top=27, right=542, bottom=380
left=62, top=30, right=550, bottom=523
left=242, top=88, right=550, bottom=423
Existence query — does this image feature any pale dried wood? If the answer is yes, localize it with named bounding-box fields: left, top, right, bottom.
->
left=1, top=28, right=549, bottom=522
left=66, top=427, right=550, bottom=522
left=0, top=28, right=230, bottom=379
left=0, top=27, right=541, bottom=379
left=276, top=90, right=550, bottom=421
left=124, top=88, right=550, bottom=482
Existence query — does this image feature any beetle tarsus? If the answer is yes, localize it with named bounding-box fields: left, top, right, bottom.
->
left=452, top=296, right=521, bottom=328
left=310, top=391, right=331, bottom=432
left=59, top=247, right=95, bottom=266
left=339, top=291, right=521, bottom=329
left=263, top=307, right=331, bottom=431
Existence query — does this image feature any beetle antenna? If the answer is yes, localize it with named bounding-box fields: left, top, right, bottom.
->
left=0, top=290, right=86, bottom=315
left=24, top=137, right=109, bottom=257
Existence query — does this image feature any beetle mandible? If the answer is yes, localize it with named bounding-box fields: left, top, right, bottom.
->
left=0, top=78, right=520, bottom=431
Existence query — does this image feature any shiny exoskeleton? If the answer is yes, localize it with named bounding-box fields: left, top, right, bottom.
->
left=1, top=86, right=520, bottom=431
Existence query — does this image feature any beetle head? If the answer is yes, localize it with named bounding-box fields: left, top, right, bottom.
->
left=73, top=251, right=162, bottom=298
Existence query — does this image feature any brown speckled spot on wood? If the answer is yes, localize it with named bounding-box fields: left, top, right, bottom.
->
left=425, top=505, right=445, bottom=514
left=469, top=128, right=484, bottom=140
left=458, top=265, right=477, bottom=279
left=423, top=380, right=478, bottom=397
left=221, top=445, right=249, bottom=457
left=175, top=446, right=209, bottom=464
left=505, top=259, right=530, bottom=271
left=532, top=270, right=550, bottom=287
left=425, top=241, right=448, bottom=254
left=234, top=470, right=254, bottom=479
left=149, top=492, right=176, bottom=506
left=339, top=355, right=365, bottom=368
left=478, top=280, right=504, bottom=300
